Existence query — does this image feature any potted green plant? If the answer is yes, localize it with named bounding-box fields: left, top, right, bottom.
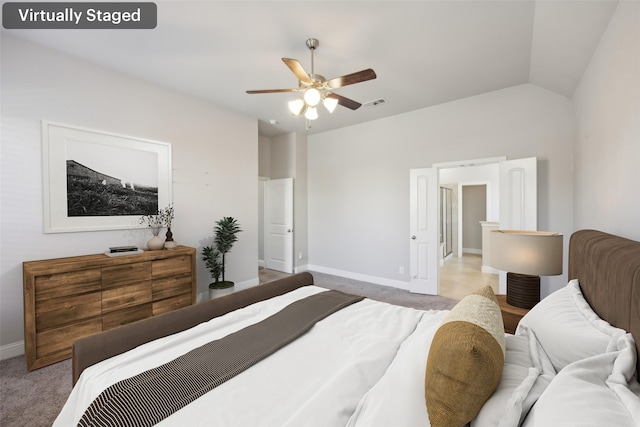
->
left=201, top=216, right=242, bottom=299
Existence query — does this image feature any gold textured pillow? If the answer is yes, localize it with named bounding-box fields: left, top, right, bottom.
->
left=425, top=286, right=505, bottom=427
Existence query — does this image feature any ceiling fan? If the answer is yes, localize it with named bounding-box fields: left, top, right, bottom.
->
left=246, top=38, right=377, bottom=121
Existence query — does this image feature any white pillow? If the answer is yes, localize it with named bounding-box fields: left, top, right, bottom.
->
left=472, top=327, right=555, bottom=427
left=522, top=333, right=640, bottom=427
left=516, top=279, right=625, bottom=372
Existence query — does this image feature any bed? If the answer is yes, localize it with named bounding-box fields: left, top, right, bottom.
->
left=56, top=229, right=640, bottom=426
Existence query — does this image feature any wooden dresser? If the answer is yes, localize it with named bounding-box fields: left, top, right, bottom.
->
left=23, top=246, right=196, bottom=370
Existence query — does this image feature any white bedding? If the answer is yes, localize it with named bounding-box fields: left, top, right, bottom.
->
left=55, top=286, right=448, bottom=426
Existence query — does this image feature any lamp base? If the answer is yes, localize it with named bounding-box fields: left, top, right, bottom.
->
left=506, top=272, right=540, bottom=309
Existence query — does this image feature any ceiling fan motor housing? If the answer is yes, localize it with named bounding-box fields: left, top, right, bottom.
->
left=305, top=38, right=319, bottom=50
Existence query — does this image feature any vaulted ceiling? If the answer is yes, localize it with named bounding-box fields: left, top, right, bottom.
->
left=3, top=1, right=618, bottom=136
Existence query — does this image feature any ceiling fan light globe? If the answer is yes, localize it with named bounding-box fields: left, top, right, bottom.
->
left=303, top=88, right=321, bottom=107
left=288, top=99, right=305, bottom=116
left=323, top=96, right=338, bottom=113
left=305, top=106, right=318, bottom=120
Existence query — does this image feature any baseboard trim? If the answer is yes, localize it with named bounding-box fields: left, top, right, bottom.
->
left=481, top=265, right=499, bottom=274
left=308, top=265, right=410, bottom=291
left=294, top=264, right=309, bottom=274
left=1, top=341, right=24, bottom=360
left=463, top=248, right=482, bottom=255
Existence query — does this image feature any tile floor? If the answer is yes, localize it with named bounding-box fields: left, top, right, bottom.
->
left=439, top=253, right=499, bottom=300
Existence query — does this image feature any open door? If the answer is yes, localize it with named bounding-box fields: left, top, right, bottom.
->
left=264, top=178, right=294, bottom=273
left=497, top=157, right=537, bottom=293
left=409, top=168, right=439, bottom=295
left=499, top=157, right=537, bottom=230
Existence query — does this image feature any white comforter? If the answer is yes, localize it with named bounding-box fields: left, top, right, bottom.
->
left=55, top=286, right=447, bottom=426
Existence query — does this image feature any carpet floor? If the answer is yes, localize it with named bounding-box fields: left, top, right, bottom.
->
left=1, top=271, right=458, bottom=427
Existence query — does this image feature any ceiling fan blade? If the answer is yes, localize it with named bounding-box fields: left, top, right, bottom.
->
left=246, top=88, right=297, bottom=94
left=326, top=93, right=362, bottom=110
left=326, top=69, right=377, bottom=89
left=282, top=58, right=312, bottom=83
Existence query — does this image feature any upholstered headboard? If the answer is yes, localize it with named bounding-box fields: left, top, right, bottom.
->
left=568, top=230, right=640, bottom=377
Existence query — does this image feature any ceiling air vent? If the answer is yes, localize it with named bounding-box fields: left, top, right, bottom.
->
left=363, top=98, right=388, bottom=108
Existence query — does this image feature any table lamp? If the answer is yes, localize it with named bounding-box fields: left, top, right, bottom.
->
left=487, top=230, right=563, bottom=309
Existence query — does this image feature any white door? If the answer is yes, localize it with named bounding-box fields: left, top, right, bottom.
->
left=499, top=157, right=537, bottom=231
left=497, top=157, right=537, bottom=293
left=265, top=178, right=294, bottom=273
left=409, top=168, right=439, bottom=295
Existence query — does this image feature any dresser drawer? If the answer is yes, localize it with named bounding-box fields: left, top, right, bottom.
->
left=152, top=255, right=192, bottom=278
left=102, top=281, right=152, bottom=313
left=102, top=262, right=151, bottom=289
left=102, top=303, right=153, bottom=331
left=35, top=292, right=102, bottom=331
left=35, top=269, right=101, bottom=301
left=36, top=318, right=102, bottom=360
left=153, top=274, right=192, bottom=301
left=153, top=293, right=192, bottom=316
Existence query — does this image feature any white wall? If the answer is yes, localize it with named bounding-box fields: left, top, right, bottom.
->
left=258, top=135, right=271, bottom=264
left=258, top=135, right=271, bottom=177
left=308, top=84, right=574, bottom=296
left=573, top=1, right=640, bottom=241
left=269, top=134, right=296, bottom=179
left=0, top=36, right=259, bottom=355
left=461, top=185, right=486, bottom=252
left=293, top=132, right=309, bottom=271
left=257, top=132, right=309, bottom=271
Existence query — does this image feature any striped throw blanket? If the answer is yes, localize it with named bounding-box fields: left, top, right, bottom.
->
left=78, top=290, right=364, bottom=427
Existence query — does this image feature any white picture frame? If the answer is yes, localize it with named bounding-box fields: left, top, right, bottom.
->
left=42, top=121, right=172, bottom=233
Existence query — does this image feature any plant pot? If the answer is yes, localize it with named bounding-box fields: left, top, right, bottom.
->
left=208, top=281, right=234, bottom=300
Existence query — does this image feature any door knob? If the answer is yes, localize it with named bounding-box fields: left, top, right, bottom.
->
left=411, top=235, right=416, bottom=240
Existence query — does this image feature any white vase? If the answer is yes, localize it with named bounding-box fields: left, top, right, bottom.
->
left=146, top=227, right=164, bottom=250
left=209, top=285, right=234, bottom=300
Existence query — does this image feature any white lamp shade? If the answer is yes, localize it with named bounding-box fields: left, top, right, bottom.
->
left=303, top=88, right=321, bottom=106
left=288, top=99, right=305, bottom=116
left=304, top=106, right=318, bottom=120
left=323, top=96, right=338, bottom=113
left=487, top=230, right=563, bottom=276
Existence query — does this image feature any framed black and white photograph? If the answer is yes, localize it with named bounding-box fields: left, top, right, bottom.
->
left=42, top=121, right=172, bottom=233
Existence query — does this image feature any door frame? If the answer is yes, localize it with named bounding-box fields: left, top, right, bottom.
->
left=411, top=157, right=513, bottom=295
left=456, top=182, right=490, bottom=258
left=435, top=157, right=504, bottom=260
left=421, top=156, right=536, bottom=295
